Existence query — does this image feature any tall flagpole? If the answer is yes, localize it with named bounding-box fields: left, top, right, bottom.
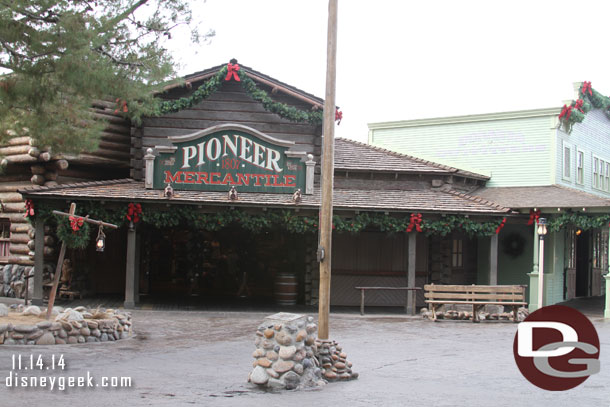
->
left=318, top=0, right=338, bottom=340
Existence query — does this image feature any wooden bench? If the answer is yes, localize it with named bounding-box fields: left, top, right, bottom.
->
left=424, top=284, right=527, bottom=322
left=355, top=286, right=422, bottom=316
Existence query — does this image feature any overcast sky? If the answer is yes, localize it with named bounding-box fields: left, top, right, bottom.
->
left=166, top=0, right=610, bottom=143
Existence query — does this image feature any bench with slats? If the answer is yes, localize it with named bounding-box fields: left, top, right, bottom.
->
left=424, top=284, right=527, bottom=322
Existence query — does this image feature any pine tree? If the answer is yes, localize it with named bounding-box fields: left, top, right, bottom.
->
left=0, top=0, right=212, bottom=154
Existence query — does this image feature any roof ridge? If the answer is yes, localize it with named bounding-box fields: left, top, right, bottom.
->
left=552, top=184, right=610, bottom=203
left=19, top=178, right=134, bottom=194
left=443, top=188, right=512, bottom=213
left=336, top=137, right=489, bottom=179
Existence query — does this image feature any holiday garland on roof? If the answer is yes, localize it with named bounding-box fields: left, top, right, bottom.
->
left=558, top=81, right=610, bottom=132
left=29, top=201, right=506, bottom=238
left=158, top=61, right=325, bottom=125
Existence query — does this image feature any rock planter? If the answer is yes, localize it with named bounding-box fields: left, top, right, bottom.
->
left=0, top=306, right=132, bottom=345
left=248, top=312, right=357, bottom=390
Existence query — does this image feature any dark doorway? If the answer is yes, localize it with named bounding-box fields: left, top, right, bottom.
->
left=575, top=230, right=590, bottom=297
left=139, top=225, right=307, bottom=304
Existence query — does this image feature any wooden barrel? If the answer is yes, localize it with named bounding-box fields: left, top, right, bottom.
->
left=274, top=273, right=298, bottom=305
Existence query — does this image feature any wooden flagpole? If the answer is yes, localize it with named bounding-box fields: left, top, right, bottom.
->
left=318, top=0, right=338, bottom=340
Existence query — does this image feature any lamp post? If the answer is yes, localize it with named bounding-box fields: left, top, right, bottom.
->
left=537, top=218, right=548, bottom=309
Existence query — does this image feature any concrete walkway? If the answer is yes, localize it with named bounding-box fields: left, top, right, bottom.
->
left=0, top=301, right=608, bottom=406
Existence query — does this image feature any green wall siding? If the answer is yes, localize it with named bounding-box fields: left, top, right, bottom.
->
left=370, top=115, right=555, bottom=187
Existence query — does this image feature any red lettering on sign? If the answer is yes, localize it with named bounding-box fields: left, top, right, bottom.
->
left=209, top=172, right=221, bottom=185
left=250, top=174, right=265, bottom=187
left=237, top=174, right=250, bottom=186
left=164, top=171, right=183, bottom=183
left=197, top=172, right=208, bottom=184
left=184, top=171, right=196, bottom=184
left=222, top=173, right=236, bottom=185
left=284, top=175, right=296, bottom=187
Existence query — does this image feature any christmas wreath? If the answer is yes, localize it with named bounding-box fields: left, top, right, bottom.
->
left=501, top=232, right=526, bottom=258
left=56, top=218, right=91, bottom=249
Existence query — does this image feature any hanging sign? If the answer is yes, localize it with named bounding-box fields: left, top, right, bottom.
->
left=152, top=124, right=307, bottom=194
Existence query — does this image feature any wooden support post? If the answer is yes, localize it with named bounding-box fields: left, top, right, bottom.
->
left=32, top=218, right=45, bottom=306
left=124, top=221, right=136, bottom=309
left=489, top=234, right=498, bottom=285
left=407, top=232, right=417, bottom=315
left=134, top=229, right=141, bottom=305
left=46, top=203, right=75, bottom=320
left=360, top=289, right=365, bottom=316
left=317, top=0, right=338, bottom=340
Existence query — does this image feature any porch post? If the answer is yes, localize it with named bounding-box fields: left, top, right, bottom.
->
left=31, top=218, right=44, bottom=306
left=407, top=232, right=417, bottom=315
left=489, top=234, right=498, bottom=285
left=134, top=229, right=141, bottom=305
left=604, top=225, right=610, bottom=318
left=527, top=225, right=540, bottom=312
left=124, top=221, right=136, bottom=309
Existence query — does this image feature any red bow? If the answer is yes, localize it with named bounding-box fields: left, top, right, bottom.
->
left=24, top=199, right=35, bottom=218
left=126, top=203, right=142, bottom=223
left=527, top=209, right=541, bottom=226
left=581, top=81, right=592, bottom=97
left=574, top=99, right=584, bottom=113
left=225, top=63, right=241, bottom=82
left=406, top=213, right=423, bottom=232
left=559, top=104, right=573, bottom=121
left=114, top=98, right=128, bottom=114
left=335, top=109, right=343, bottom=125
left=495, top=217, right=507, bottom=234
left=69, top=216, right=84, bottom=232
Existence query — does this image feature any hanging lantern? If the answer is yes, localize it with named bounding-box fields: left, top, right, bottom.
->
left=95, top=225, right=106, bottom=252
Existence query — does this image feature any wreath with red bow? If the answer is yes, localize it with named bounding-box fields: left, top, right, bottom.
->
left=56, top=217, right=91, bottom=249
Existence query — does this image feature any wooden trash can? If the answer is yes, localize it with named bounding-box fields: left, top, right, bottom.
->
left=274, top=273, right=298, bottom=305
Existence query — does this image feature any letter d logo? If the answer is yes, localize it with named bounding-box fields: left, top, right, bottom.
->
left=513, top=305, right=600, bottom=391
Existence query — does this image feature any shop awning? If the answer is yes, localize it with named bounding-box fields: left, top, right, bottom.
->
left=20, top=178, right=512, bottom=215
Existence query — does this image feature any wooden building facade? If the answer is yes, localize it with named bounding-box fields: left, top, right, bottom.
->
left=8, top=62, right=511, bottom=309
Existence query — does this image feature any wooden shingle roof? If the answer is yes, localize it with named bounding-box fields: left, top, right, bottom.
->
left=20, top=179, right=511, bottom=215
left=335, top=138, right=490, bottom=180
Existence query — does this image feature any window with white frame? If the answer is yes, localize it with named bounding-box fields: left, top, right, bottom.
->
left=600, top=158, right=605, bottom=190
left=593, top=156, right=600, bottom=189
left=577, top=149, right=584, bottom=185
left=562, top=141, right=572, bottom=180
left=0, top=218, right=10, bottom=261
left=606, top=162, right=610, bottom=192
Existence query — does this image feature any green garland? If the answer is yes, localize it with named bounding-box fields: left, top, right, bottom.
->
left=560, top=82, right=610, bottom=131
left=29, top=201, right=505, bottom=237
left=549, top=213, right=610, bottom=232
left=158, top=65, right=324, bottom=125
left=55, top=220, right=91, bottom=249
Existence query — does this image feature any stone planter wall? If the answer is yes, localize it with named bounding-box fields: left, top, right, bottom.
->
left=0, top=306, right=132, bottom=345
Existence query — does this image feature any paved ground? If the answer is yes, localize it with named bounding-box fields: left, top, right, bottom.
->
left=0, top=301, right=608, bottom=406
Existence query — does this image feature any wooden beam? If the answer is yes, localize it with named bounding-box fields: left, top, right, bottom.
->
left=407, top=232, right=417, bottom=315
left=489, top=234, right=498, bottom=285
left=124, top=222, right=136, bottom=308
left=317, top=0, right=338, bottom=340
left=32, top=218, right=45, bottom=305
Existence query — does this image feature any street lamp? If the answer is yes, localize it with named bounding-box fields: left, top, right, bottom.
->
left=537, top=218, right=548, bottom=309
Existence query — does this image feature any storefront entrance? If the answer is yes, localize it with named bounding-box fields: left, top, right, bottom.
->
left=138, top=225, right=308, bottom=304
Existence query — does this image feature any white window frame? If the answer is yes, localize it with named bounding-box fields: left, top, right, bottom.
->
left=606, top=161, right=610, bottom=192
left=593, top=155, right=600, bottom=189
left=562, top=141, right=572, bottom=181
left=576, top=148, right=585, bottom=185
left=0, top=218, right=10, bottom=262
